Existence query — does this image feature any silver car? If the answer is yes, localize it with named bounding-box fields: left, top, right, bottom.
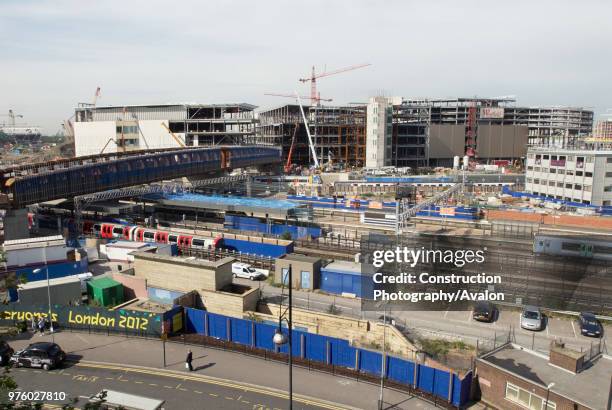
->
left=521, top=306, right=543, bottom=331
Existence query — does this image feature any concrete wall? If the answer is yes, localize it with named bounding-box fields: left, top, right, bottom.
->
left=137, top=119, right=186, bottom=149
left=256, top=302, right=417, bottom=358
left=2, top=209, right=29, bottom=241
left=112, top=272, right=147, bottom=300
left=199, top=287, right=260, bottom=318
left=132, top=253, right=233, bottom=293
left=74, top=121, right=116, bottom=156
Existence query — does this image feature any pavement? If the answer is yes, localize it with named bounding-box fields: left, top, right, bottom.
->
left=242, top=278, right=611, bottom=356
left=3, top=331, right=439, bottom=410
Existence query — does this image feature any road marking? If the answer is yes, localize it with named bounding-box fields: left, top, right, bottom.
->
left=135, top=381, right=144, bottom=384
left=443, top=309, right=449, bottom=319
left=33, top=370, right=41, bottom=373
left=571, top=321, right=577, bottom=338
left=209, top=393, right=218, bottom=397
left=237, top=395, right=243, bottom=401
left=149, top=383, right=158, bottom=387
left=75, top=362, right=350, bottom=410
left=467, top=311, right=473, bottom=322
left=194, top=390, right=203, bottom=394
left=163, top=385, right=173, bottom=389
left=225, top=396, right=234, bottom=400
left=242, top=400, right=250, bottom=404
left=105, top=377, right=114, bottom=380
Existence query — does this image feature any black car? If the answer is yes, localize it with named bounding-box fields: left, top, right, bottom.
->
left=10, top=342, right=66, bottom=371
left=0, top=341, right=14, bottom=366
left=473, top=301, right=495, bottom=322
left=578, top=312, right=603, bottom=338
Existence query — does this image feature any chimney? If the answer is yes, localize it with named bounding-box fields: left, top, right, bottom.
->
left=549, top=340, right=585, bottom=373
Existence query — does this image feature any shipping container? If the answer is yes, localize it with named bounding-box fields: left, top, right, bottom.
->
left=18, top=276, right=82, bottom=306
left=319, top=261, right=375, bottom=298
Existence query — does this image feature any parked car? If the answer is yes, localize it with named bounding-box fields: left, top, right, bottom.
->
left=0, top=341, right=14, bottom=366
left=473, top=301, right=495, bottom=323
left=520, top=306, right=543, bottom=331
left=231, top=263, right=267, bottom=280
left=578, top=312, right=603, bottom=338
left=10, top=342, right=66, bottom=371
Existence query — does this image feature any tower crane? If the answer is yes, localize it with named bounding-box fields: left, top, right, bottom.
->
left=264, top=93, right=332, bottom=103
left=1, top=110, right=23, bottom=127
left=299, top=63, right=371, bottom=106
left=92, top=87, right=101, bottom=107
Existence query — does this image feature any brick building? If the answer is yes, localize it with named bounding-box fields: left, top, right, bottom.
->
left=476, top=342, right=611, bottom=410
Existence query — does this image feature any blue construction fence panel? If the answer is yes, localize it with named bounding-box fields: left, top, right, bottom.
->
left=183, top=308, right=472, bottom=406
left=224, top=215, right=321, bottom=240
left=217, top=238, right=293, bottom=258
left=15, top=258, right=89, bottom=283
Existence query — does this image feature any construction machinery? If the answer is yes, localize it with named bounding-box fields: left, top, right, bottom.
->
left=284, top=120, right=300, bottom=173
left=264, top=93, right=332, bottom=103
left=299, top=63, right=371, bottom=106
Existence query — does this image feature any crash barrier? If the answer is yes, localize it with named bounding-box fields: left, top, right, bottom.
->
left=0, top=303, right=183, bottom=337
left=184, top=308, right=471, bottom=408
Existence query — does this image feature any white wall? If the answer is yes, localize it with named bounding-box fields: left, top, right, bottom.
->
left=366, top=97, right=392, bottom=168
left=74, top=121, right=117, bottom=156
left=6, top=244, right=70, bottom=268
left=138, top=119, right=186, bottom=149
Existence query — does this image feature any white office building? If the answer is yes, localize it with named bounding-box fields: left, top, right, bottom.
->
left=73, top=103, right=257, bottom=157
left=525, top=145, right=612, bottom=206
left=365, top=96, right=398, bottom=168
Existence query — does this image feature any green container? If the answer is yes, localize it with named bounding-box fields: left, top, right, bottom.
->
left=87, top=277, right=124, bottom=307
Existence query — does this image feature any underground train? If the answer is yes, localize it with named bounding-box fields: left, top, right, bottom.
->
left=533, top=234, right=612, bottom=261
left=86, top=222, right=221, bottom=250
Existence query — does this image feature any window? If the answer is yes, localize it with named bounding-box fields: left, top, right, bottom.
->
left=543, top=155, right=549, bottom=160
left=505, top=382, right=556, bottom=410
left=565, top=184, right=572, bottom=189
left=541, top=168, right=548, bottom=173
left=143, top=231, right=154, bottom=239
left=574, top=184, right=581, bottom=190
left=607, top=158, right=612, bottom=163
left=534, top=167, right=541, bottom=172
left=527, top=166, right=533, bottom=171
left=566, top=170, right=574, bottom=176
left=551, top=155, right=557, bottom=161
left=585, top=172, right=592, bottom=178
left=606, top=172, right=612, bottom=177
left=575, top=171, right=583, bottom=176
left=526, top=178, right=533, bottom=183
left=557, top=169, right=565, bottom=175
left=586, top=156, right=594, bottom=163
left=549, top=168, right=556, bottom=174
left=584, top=185, right=591, bottom=192
left=534, top=179, right=540, bottom=184
left=557, top=182, right=563, bottom=187
left=566, top=156, right=574, bottom=161
left=548, top=181, right=555, bottom=186
left=605, top=186, right=612, bottom=192
left=113, top=227, right=123, bottom=234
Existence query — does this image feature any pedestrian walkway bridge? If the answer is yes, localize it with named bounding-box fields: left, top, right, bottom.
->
left=0, top=145, right=281, bottom=207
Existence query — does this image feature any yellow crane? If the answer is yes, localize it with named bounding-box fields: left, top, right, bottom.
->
left=161, top=122, right=186, bottom=148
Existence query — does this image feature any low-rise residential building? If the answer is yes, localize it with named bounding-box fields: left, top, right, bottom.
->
left=476, top=342, right=611, bottom=410
left=525, top=145, right=612, bottom=206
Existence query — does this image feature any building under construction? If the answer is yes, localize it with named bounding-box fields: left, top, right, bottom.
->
left=73, top=103, right=257, bottom=157
left=257, top=104, right=366, bottom=169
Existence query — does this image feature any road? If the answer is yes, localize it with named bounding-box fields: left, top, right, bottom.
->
left=9, top=362, right=334, bottom=410
left=3, top=332, right=438, bottom=410
left=244, top=278, right=611, bottom=356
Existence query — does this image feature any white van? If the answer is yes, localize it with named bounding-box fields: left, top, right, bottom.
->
left=231, top=263, right=267, bottom=280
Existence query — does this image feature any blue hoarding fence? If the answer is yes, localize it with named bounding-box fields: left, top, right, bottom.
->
left=224, top=215, right=322, bottom=240
left=182, top=308, right=471, bottom=407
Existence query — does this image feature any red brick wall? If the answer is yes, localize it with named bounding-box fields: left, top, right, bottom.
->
left=485, top=209, right=612, bottom=229
left=476, top=360, right=590, bottom=410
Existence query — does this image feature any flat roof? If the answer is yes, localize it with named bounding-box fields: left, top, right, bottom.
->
left=479, top=344, right=612, bottom=410
left=280, top=254, right=321, bottom=263
left=106, top=241, right=152, bottom=249
left=79, top=103, right=257, bottom=111
left=132, top=251, right=234, bottom=269
left=19, top=275, right=80, bottom=289
left=322, top=260, right=375, bottom=275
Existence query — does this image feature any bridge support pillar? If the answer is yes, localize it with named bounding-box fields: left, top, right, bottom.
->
left=246, top=176, right=252, bottom=197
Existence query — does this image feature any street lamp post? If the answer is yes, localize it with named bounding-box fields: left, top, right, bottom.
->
left=376, top=301, right=388, bottom=410
left=544, top=382, right=555, bottom=410
left=273, top=264, right=293, bottom=410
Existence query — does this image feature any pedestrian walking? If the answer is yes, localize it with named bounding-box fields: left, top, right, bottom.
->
left=38, top=317, right=45, bottom=336
left=185, top=349, right=193, bottom=371
left=31, top=316, right=36, bottom=333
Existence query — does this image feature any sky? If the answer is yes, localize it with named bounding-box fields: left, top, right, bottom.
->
left=1, top=0, right=611, bottom=134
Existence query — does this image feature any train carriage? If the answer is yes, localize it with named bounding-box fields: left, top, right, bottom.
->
left=534, top=235, right=612, bottom=261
